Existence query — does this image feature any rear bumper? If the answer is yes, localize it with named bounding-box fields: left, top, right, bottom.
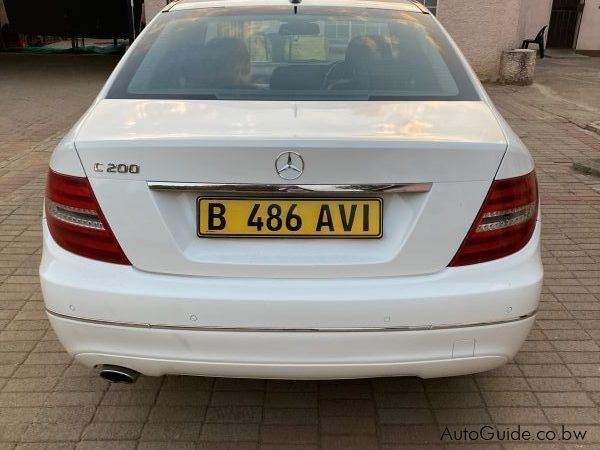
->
left=40, top=221, right=542, bottom=378
left=40, top=222, right=542, bottom=330
left=48, top=312, right=535, bottom=379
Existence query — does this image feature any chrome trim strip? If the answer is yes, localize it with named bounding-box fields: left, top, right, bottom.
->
left=47, top=309, right=536, bottom=333
left=147, top=182, right=433, bottom=194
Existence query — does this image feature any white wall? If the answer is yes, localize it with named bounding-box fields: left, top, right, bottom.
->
left=577, top=0, right=600, bottom=50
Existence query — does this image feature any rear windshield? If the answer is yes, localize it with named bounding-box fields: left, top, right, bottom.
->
left=107, top=6, right=479, bottom=101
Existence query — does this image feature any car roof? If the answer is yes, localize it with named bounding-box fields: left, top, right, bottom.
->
left=169, top=0, right=424, bottom=13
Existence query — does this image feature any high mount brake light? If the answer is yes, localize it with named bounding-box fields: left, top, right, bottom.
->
left=449, top=171, right=538, bottom=267
left=45, top=170, right=131, bottom=265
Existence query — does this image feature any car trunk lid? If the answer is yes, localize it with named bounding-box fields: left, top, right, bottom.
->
left=75, top=99, right=506, bottom=278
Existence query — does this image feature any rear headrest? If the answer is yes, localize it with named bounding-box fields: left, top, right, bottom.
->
left=184, top=37, right=250, bottom=88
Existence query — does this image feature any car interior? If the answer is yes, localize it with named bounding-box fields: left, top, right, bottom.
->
left=130, top=17, right=457, bottom=97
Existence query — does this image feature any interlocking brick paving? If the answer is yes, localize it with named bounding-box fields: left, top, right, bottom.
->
left=1, top=54, right=600, bottom=449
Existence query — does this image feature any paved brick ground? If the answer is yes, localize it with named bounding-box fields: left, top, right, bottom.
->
left=532, top=58, right=600, bottom=129
left=1, top=54, right=600, bottom=449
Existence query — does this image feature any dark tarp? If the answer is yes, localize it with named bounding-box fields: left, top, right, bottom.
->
left=3, top=0, right=144, bottom=40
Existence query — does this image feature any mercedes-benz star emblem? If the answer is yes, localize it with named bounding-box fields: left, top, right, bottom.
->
left=275, top=151, right=304, bottom=180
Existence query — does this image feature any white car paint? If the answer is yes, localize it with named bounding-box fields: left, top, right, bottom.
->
left=71, top=101, right=505, bottom=279
left=41, top=0, right=542, bottom=379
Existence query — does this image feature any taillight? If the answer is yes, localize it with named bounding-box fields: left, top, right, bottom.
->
left=449, top=171, right=538, bottom=267
left=45, top=170, right=130, bottom=265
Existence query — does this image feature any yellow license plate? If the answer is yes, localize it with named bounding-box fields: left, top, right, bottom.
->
left=198, top=197, right=382, bottom=238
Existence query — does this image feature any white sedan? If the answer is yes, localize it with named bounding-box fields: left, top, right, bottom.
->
left=40, top=0, right=542, bottom=382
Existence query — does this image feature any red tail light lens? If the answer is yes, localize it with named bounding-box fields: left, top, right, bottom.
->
left=449, top=171, right=538, bottom=267
left=45, top=170, right=130, bottom=265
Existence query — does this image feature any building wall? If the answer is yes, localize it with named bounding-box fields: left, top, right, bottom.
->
left=145, top=0, right=167, bottom=22
left=577, top=0, right=600, bottom=50
left=437, top=0, right=523, bottom=81
left=519, top=0, right=553, bottom=42
left=435, top=0, right=553, bottom=80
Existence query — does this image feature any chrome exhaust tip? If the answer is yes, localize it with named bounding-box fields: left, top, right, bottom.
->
left=98, top=365, right=140, bottom=384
